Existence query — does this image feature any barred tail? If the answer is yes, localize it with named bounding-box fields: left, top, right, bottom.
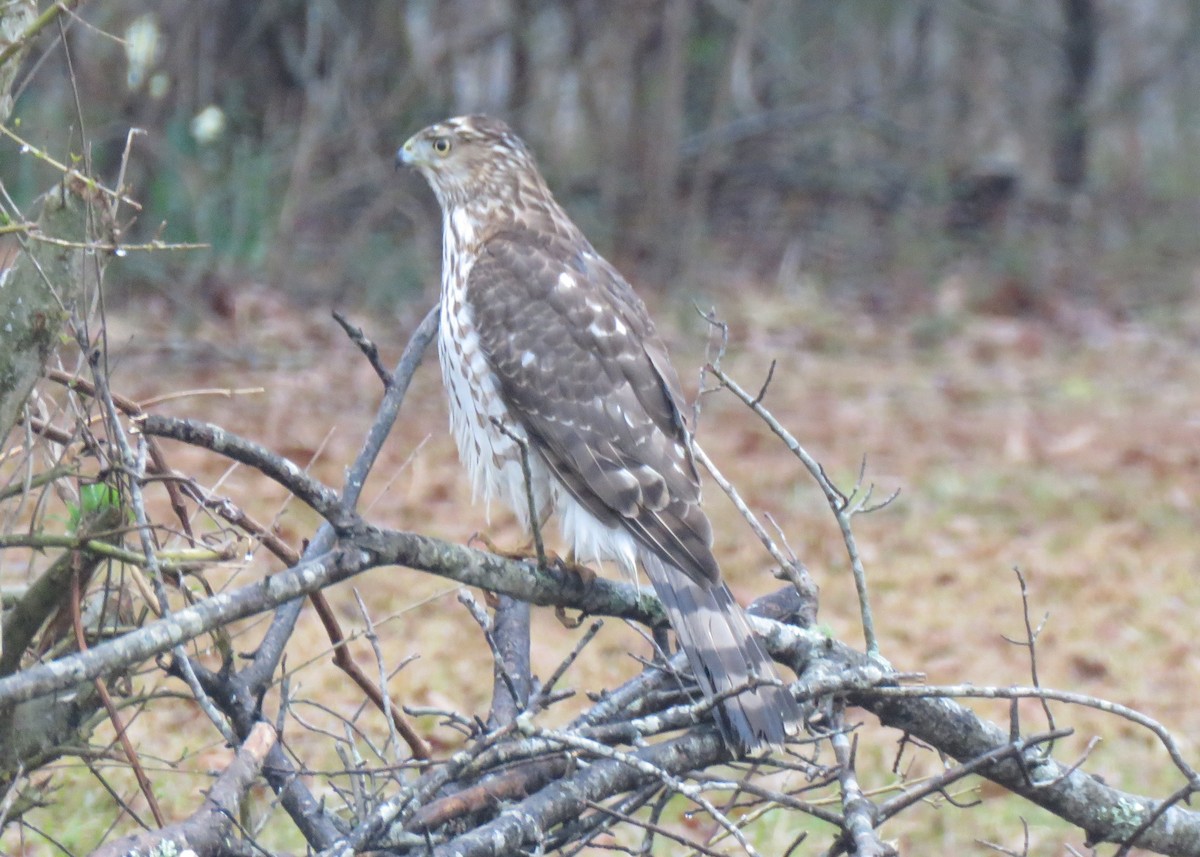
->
left=641, top=553, right=800, bottom=753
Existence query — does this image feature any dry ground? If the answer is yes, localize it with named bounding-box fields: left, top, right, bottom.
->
left=5, top=286, right=1200, bottom=854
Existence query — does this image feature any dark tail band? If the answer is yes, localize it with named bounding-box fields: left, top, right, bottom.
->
left=641, top=553, right=800, bottom=753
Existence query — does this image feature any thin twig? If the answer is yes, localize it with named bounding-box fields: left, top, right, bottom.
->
left=708, top=361, right=886, bottom=659
left=69, top=565, right=166, bottom=827
left=977, top=817, right=1031, bottom=857
left=751, top=359, right=776, bottom=406
left=1002, top=567, right=1056, bottom=747
left=529, top=619, right=603, bottom=712
left=333, top=310, right=393, bottom=386
left=309, top=590, right=430, bottom=759
left=489, top=417, right=547, bottom=569
left=352, top=588, right=405, bottom=762
left=690, top=442, right=791, bottom=573
left=876, top=728, right=1070, bottom=822
left=579, top=794, right=726, bottom=857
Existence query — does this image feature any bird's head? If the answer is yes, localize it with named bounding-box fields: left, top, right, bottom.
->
left=397, top=114, right=540, bottom=209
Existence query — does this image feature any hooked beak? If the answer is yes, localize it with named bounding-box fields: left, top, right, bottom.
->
left=395, top=136, right=418, bottom=171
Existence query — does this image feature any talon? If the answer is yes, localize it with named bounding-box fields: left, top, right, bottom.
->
left=468, top=531, right=503, bottom=554
left=470, top=531, right=541, bottom=562
left=552, top=552, right=597, bottom=588
left=555, top=605, right=585, bottom=628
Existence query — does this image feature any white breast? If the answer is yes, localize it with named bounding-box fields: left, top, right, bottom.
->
left=438, top=207, right=551, bottom=528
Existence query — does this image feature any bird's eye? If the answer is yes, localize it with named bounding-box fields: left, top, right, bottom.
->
left=432, top=137, right=452, bottom=155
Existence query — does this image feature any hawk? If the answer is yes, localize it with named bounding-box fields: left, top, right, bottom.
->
left=397, top=115, right=798, bottom=752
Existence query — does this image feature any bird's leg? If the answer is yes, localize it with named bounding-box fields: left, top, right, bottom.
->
left=469, top=532, right=542, bottom=609
left=468, top=533, right=596, bottom=586
left=469, top=531, right=540, bottom=560
left=467, top=536, right=597, bottom=624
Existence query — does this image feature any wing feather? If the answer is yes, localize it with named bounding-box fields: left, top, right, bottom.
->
left=467, top=228, right=718, bottom=585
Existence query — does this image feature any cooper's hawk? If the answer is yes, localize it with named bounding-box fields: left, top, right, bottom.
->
left=397, top=115, right=798, bottom=752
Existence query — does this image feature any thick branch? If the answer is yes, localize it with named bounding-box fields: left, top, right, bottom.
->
left=427, top=729, right=728, bottom=857
left=0, top=548, right=374, bottom=707
left=140, top=413, right=352, bottom=529
left=406, top=756, right=572, bottom=833
left=91, top=722, right=277, bottom=857
left=859, top=691, right=1200, bottom=855
left=486, top=595, right=531, bottom=727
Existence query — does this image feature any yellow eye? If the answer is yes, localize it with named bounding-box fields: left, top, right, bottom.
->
left=432, top=137, right=452, bottom=156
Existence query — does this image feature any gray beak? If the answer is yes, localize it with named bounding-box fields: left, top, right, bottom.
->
left=396, top=138, right=417, bottom=171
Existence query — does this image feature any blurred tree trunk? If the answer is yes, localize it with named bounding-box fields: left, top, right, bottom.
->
left=508, top=0, right=534, bottom=121
left=0, top=0, right=35, bottom=124
left=0, top=0, right=83, bottom=450
left=1053, top=0, right=1097, bottom=191
left=0, top=182, right=98, bottom=450
left=628, top=0, right=691, bottom=280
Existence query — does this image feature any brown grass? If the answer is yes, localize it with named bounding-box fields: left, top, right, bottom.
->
left=6, top=285, right=1200, bottom=854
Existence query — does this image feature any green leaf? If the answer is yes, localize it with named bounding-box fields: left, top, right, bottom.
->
left=69, top=482, right=122, bottom=534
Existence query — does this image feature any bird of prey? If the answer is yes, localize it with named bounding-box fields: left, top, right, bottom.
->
left=397, top=115, right=798, bottom=752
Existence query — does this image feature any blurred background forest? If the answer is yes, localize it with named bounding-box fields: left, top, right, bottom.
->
left=5, top=0, right=1200, bottom=320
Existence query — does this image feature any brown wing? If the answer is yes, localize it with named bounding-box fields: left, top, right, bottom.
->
left=467, top=227, right=719, bottom=586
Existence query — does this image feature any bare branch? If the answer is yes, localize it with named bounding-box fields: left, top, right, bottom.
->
left=90, top=722, right=278, bottom=857
left=334, top=310, right=393, bottom=387
left=405, top=756, right=572, bottom=834
left=707, top=361, right=886, bottom=659
left=863, top=683, right=1199, bottom=784
left=859, top=687, right=1200, bottom=854
left=309, top=590, right=431, bottom=760
left=488, top=594, right=532, bottom=727
left=828, top=710, right=894, bottom=857
left=139, top=413, right=351, bottom=528
left=457, top=589, right=526, bottom=728
left=67, top=566, right=166, bottom=828
left=1005, top=566, right=1057, bottom=744
left=529, top=618, right=602, bottom=712
left=877, top=728, right=1071, bottom=823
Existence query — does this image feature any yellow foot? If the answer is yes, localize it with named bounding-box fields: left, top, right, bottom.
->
left=551, top=553, right=598, bottom=629
left=468, top=531, right=537, bottom=560
left=468, top=534, right=596, bottom=585
left=468, top=534, right=599, bottom=623
left=551, top=552, right=597, bottom=588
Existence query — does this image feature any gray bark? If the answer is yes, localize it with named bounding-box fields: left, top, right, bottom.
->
left=0, top=181, right=94, bottom=451
left=0, top=1, right=35, bottom=124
